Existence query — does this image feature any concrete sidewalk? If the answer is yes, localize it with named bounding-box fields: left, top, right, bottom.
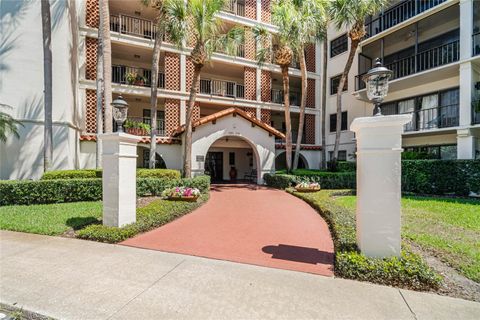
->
left=1, top=231, right=479, bottom=320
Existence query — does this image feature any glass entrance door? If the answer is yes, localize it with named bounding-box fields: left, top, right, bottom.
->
left=205, top=152, right=224, bottom=182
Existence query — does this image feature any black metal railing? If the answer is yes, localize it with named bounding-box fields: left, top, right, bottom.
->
left=472, top=100, right=480, bottom=124
left=271, top=89, right=301, bottom=106
left=199, top=79, right=245, bottom=98
left=355, top=40, right=459, bottom=91
left=275, top=131, right=307, bottom=144
left=110, top=14, right=158, bottom=40
left=223, top=0, right=245, bottom=16
left=112, top=65, right=165, bottom=88
left=403, top=104, right=459, bottom=132
left=215, top=44, right=245, bottom=58
left=364, top=0, right=447, bottom=39
left=114, top=117, right=165, bottom=136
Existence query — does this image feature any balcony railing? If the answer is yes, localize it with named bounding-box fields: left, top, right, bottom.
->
left=114, top=117, right=166, bottom=136
left=199, top=79, right=245, bottom=98
left=110, top=14, right=159, bottom=40
left=473, top=32, right=480, bottom=56
left=403, top=104, right=459, bottom=132
left=355, top=40, right=459, bottom=90
left=271, top=89, right=301, bottom=106
left=215, top=44, right=245, bottom=58
left=275, top=131, right=307, bottom=144
left=112, top=65, right=165, bottom=88
left=364, top=0, right=447, bottom=39
left=473, top=100, right=480, bottom=124
left=223, top=0, right=245, bottom=16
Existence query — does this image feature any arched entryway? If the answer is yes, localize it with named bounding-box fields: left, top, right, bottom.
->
left=275, top=152, right=308, bottom=170
left=136, top=146, right=167, bottom=168
left=204, top=135, right=260, bottom=183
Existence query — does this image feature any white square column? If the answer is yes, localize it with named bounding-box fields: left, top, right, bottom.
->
left=457, top=128, right=476, bottom=159
left=99, top=133, right=141, bottom=227
left=350, top=114, right=412, bottom=258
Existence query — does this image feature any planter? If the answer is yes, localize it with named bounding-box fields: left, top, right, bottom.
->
left=294, top=187, right=321, bottom=193
left=126, top=127, right=149, bottom=136
left=167, top=196, right=199, bottom=202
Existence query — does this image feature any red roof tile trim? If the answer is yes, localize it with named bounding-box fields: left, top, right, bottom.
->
left=172, top=107, right=286, bottom=139
left=80, top=134, right=181, bottom=145
left=275, top=144, right=322, bottom=150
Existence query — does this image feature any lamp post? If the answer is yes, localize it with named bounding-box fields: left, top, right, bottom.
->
left=112, top=95, right=129, bottom=132
left=362, top=58, right=393, bottom=116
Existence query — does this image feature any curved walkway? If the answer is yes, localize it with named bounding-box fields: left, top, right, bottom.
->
left=121, top=185, right=334, bottom=276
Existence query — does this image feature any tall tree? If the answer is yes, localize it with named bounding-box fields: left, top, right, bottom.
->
left=95, top=8, right=104, bottom=168
left=321, top=34, right=327, bottom=169
left=99, top=0, right=113, bottom=133
left=141, top=0, right=165, bottom=168
left=41, top=0, right=53, bottom=172
left=164, top=0, right=244, bottom=177
left=329, top=0, right=386, bottom=167
left=291, top=0, right=327, bottom=170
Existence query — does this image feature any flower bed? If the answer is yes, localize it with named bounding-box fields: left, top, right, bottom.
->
left=294, top=182, right=321, bottom=192
left=162, top=187, right=200, bottom=202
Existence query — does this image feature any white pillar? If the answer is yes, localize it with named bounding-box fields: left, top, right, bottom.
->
left=99, top=133, right=141, bottom=227
left=459, top=0, right=473, bottom=61
left=459, top=62, right=473, bottom=126
left=457, top=128, right=475, bottom=159
left=350, top=114, right=412, bottom=258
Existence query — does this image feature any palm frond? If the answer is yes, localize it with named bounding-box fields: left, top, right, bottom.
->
left=164, top=0, right=188, bottom=50
left=0, top=106, right=23, bottom=142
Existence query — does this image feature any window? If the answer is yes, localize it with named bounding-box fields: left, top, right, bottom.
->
left=329, top=111, right=348, bottom=133
left=229, top=152, right=235, bottom=166
left=330, top=74, right=348, bottom=95
left=328, top=150, right=347, bottom=161
left=330, top=34, right=348, bottom=57
left=404, top=145, right=457, bottom=160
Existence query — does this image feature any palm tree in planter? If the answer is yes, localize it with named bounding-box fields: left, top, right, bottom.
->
left=164, top=0, right=244, bottom=177
left=329, top=0, right=387, bottom=168
left=253, top=1, right=298, bottom=172
left=141, top=0, right=165, bottom=168
left=291, top=0, right=327, bottom=170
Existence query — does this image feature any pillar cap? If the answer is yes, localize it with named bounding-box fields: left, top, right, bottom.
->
left=98, top=132, right=143, bottom=143
left=350, top=114, right=412, bottom=133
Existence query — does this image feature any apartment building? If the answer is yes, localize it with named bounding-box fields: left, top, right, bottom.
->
left=0, top=0, right=478, bottom=181
left=325, top=0, right=480, bottom=161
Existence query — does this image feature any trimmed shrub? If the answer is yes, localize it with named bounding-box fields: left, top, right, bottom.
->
left=264, top=171, right=356, bottom=189
left=289, top=190, right=441, bottom=290
left=0, top=175, right=211, bottom=206
left=42, top=168, right=181, bottom=180
left=263, top=173, right=298, bottom=189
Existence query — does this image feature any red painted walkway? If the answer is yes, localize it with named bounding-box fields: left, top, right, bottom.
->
left=121, top=185, right=334, bottom=276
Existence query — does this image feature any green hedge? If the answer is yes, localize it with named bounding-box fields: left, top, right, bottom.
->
left=0, top=176, right=211, bottom=206
left=42, top=168, right=181, bottom=180
left=289, top=190, right=441, bottom=290
left=264, top=171, right=356, bottom=189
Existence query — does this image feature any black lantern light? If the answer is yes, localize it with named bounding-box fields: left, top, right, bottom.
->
left=111, top=95, right=129, bottom=132
left=362, top=58, right=393, bottom=116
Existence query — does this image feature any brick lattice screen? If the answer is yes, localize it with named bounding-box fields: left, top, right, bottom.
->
left=85, top=89, right=97, bottom=133
left=305, top=44, right=316, bottom=73
left=242, top=107, right=257, bottom=118
left=244, top=67, right=257, bottom=100
left=185, top=56, right=196, bottom=93
left=260, top=109, right=271, bottom=124
left=245, top=0, right=256, bottom=19
left=306, top=78, right=315, bottom=108
left=192, top=101, right=201, bottom=122
left=305, top=114, right=315, bottom=144
left=261, top=0, right=271, bottom=23
left=261, top=70, right=271, bottom=102
left=85, top=0, right=99, bottom=28
left=165, top=99, right=180, bottom=136
left=164, top=52, right=180, bottom=91
left=85, top=37, right=97, bottom=80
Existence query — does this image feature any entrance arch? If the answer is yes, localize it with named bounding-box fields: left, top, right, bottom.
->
left=275, top=152, right=308, bottom=170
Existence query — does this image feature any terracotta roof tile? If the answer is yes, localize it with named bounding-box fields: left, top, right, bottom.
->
left=80, top=134, right=181, bottom=145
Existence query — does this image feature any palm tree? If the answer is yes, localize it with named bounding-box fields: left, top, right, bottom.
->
left=0, top=106, right=23, bottom=143
left=99, top=0, right=112, bottom=133
left=141, top=0, right=165, bottom=169
left=95, top=9, right=104, bottom=168
left=321, top=35, right=327, bottom=169
left=291, top=0, right=327, bottom=170
left=329, top=0, right=386, bottom=167
left=164, top=0, right=244, bottom=177
left=41, top=0, right=53, bottom=172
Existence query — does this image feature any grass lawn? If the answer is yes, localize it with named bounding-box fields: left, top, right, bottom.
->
left=334, top=195, right=480, bottom=283
left=0, top=201, right=102, bottom=235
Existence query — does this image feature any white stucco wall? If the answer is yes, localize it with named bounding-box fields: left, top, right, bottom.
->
left=190, top=114, right=276, bottom=184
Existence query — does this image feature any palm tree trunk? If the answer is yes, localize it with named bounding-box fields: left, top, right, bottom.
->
left=183, top=65, right=202, bottom=178
left=321, top=38, right=327, bottom=169
left=41, top=0, right=53, bottom=172
left=149, top=26, right=163, bottom=168
left=293, top=47, right=307, bottom=170
left=95, top=14, right=104, bottom=168
left=281, top=65, right=292, bottom=172
left=100, top=0, right=112, bottom=133
left=333, top=38, right=359, bottom=167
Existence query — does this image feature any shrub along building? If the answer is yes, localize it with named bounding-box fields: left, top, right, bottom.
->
left=0, top=0, right=479, bottom=180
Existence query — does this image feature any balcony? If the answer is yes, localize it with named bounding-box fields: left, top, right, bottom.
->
left=215, top=44, right=245, bottom=58
left=271, top=89, right=302, bottom=106
left=275, top=131, right=307, bottom=144
left=364, top=0, right=447, bottom=39
left=110, top=14, right=158, bottom=40
left=355, top=40, right=459, bottom=90
left=404, top=104, right=459, bottom=132
left=223, top=0, right=245, bottom=17
left=115, top=117, right=166, bottom=136
left=199, top=79, right=245, bottom=99
left=473, top=100, right=480, bottom=125
left=112, top=65, right=165, bottom=88
left=473, top=32, right=480, bottom=56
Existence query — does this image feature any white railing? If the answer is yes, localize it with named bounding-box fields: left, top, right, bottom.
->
left=200, top=79, right=244, bottom=98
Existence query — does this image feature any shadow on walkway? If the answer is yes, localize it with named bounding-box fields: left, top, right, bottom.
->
left=263, top=244, right=334, bottom=266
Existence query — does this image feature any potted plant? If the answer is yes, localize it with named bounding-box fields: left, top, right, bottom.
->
left=123, top=119, right=151, bottom=136
left=162, top=187, right=201, bottom=202
left=125, top=72, right=138, bottom=85
left=294, top=182, right=321, bottom=193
